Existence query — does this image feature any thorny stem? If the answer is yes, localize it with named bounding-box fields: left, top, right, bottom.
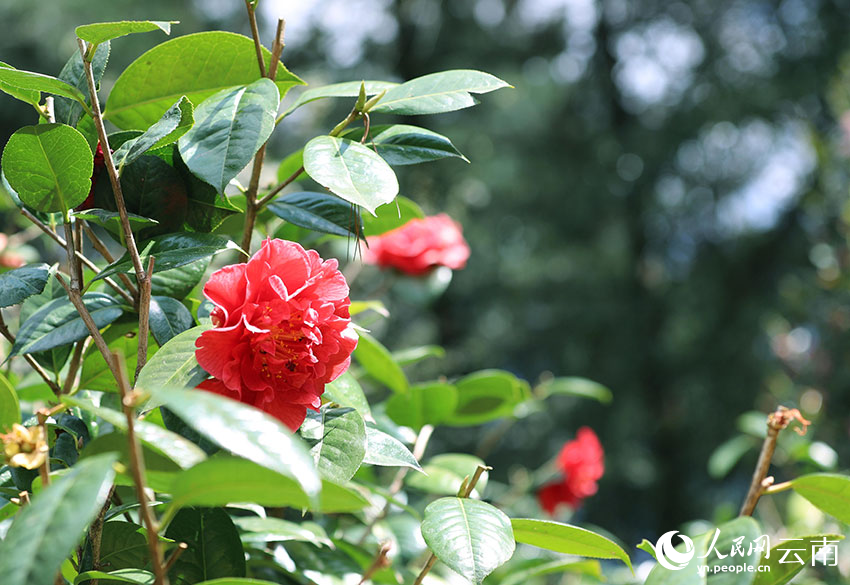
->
left=0, top=311, right=62, bottom=395
left=739, top=406, right=811, bottom=517
left=134, top=256, right=155, bottom=383
left=412, top=464, right=491, bottom=585
left=113, top=351, right=169, bottom=585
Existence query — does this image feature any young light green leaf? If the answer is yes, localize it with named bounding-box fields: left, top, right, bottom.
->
left=267, top=192, right=364, bottom=238
left=9, top=293, right=123, bottom=357
left=500, top=559, right=603, bottom=585
left=0, top=373, right=20, bottom=432
left=148, top=296, right=194, bottom=346
left=0, top=453, right=117, bottom=585
left=135, top=324, right=211, bottom=393
left=386, top=382, right=458, bottom=430
left=363, top=426, right=422, bottom=471
left=754, top=534, right=844, bottom=585
left=511, top=518, right=632, bottom=571
left=72, top=208, right=159, bottom=231
left=76, top=20, right=177, bottom=45
left=106, top=31, right=303, bottom=130
left=113, top=96, right=194, bottom=167
left=233, top=516, right=332, bottom=548
left=371, top=70, right=510, bottom=116
left=303, top=136, right=399, bottom=215
left=148, top=385, right=320, bottom=499
left=421, top=497, right=515, bottom=584
left=708, top=435, right=757, bottom=479
left=0, top=68, right=89, bottom=108
left=361, top=196, right=425, bottom=236
left=275, top=148, right=304, bottom=183
left=445, top=369, right=530, bottom=426
left=353, top=331, right=408, bottom=394
left=391, top=345, right=446, bottom=366
left=791, top=473, right=850, bottom=524
left=407, top=453, right=488, bottom=497
left=0, top=263, right=50, bottom=308
left=0, top=61, right=40, bottom=107
left=536, top=376, right=613, bottom=403
left=280, top=80, right=398, bottom=118
left=302, top=407, right=367, bottom=483
left=178, top=79, right=279, bottom=192
left=2, top=123, right=93, bottom=212
left=75, top=568, right=155, bottom=584
left=323, top=371, right=371, bottom=418
left=54, top=42, right=110, bottom=127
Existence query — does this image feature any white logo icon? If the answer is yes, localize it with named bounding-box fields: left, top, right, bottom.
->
left=654, top=531, right=695, bottom=571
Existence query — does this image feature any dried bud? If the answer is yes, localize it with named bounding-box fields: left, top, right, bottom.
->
left=2, top=424, right=48, bottom=470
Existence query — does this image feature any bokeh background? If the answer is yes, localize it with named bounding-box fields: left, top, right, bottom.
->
left=2, top=0, right=850, bottom=552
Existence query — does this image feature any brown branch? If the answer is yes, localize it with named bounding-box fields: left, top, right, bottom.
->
left=81, top=221, right=138, bottom=301
left=0, top=311, right=62, bottom=396
left=134, top=256, right=154, bottom=384
left=61, top=339, right=87, bottom=395
left=245, top=0, right=266, bottom=77
left=88, top=485, right=115, bottom=585
left=256, top=165, right=304, bottom=208
left=357, top=542, right=391, bottom=585
left=162, top=542, right=188, bottom=574
left=36, top=411, right=50, bottom=487
left=113, top=351, right=169, bottom=585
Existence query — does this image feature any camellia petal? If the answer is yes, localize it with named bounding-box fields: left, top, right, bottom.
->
left=365, top=213, right=470, bottom=276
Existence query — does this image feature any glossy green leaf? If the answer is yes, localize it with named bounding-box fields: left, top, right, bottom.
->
left=174, top=151, right=241, bottom=232
left=53, top=42, right=110, bottom=127
left=0, top=453, right=117, bottom=585
left=233, top=516, right=332, bottom=547
left=0, top=263, right=50, bottom=308
left=407, top=453, right=488, bottom=497
left=421, top=497, right=515, bottom=584
left=361, top=196, right=424, bottom=237
left=511, top=518, right=632, bottom=570
left=77, top=318, right=153, bottom=390
left=0, top=61, right=40, bottom=107
left=445, top=370, right=530, bottom=426
left=76, top=20, right=176, bottom=44
left=0, top=373, right=20, bottom=432
left=364, top=426, right=422, bottom=471
left=151, top=258, right=210, bottom=300
left=148, top=385, right=320, bottom=498
left=303, top=136, right=399, bottom=215
left=75, top=568, right=154, bottom=584
left=754, top=534, right=844, bottom=585
left=281, top=80, right=398, bottom=118
left=106, top=31, right=303, bottom=130
left=268, top=192, right=364, bottom=238
left=135, top=324, right=211, bottom=392
left=9, top=292, right=123, bottom=357
left=165, top=507, right=245, bottom=584
left=791, top=473, right=850, bottom=524
left=73, top=208, right=158, bottom=231
left=353, top=331, right=408, bottom=394
left=536, top=376, right=613, bottom=403
left=149, top=296, right=194, bottom=346
left=113, top=96, right=194, bottom=167
left=385, top=382, right=458, bottom=430
left=391, top=345, right=446, bottom=366
left=323, top=371, right=371, bottom=418
left=0, top=67, right=89, bottom=108
left=371, top=70, right=510, bottom=116
left=2, top=123, right=93, bottom=212
left=94, top=233, right=233, bottom=282
left=166, top=457, right=367, bottom=513
left=352, top=124, right=467, bottom=166
left=302, top=407, right=367, bottom=483
left=178, top=79, right=279, bottom=192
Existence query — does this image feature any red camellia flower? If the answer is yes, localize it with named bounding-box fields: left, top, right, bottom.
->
left=537, top=427, right=605, bottom=514
left=78, top=143, right=105, bottom=211
left=194, top=239, right=358, bottom=431
left=365, top=213, right=470, bottom=276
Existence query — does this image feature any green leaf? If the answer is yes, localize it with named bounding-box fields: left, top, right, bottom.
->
left=708, top=435, right=757, bottom=479
left=9, top=292, right=123, bottom=357
left=536, top=376, right=613, bottom=403
left=754, top=534, right=844, bottom=585
left=281, top=80, right=398, bottom=118
left=178, top=79, right=279, bottom=192
left=510, top=519, right=632, bottom=570
left=2, top=123, right=93, bottom=212
left=114, top=96, right=194, bottom=167
left=0, top=263, right=50, bottom=308
left=151, top=258, right=210, bottom=300
left=135, top=324, right=211, bottom=392
left=54, top=43, right=110, bottom=127
left=165, top=507, right=246, bottom=585
left=791, top=473, right=850, bottom=524
left=0, top=67, right=89, bottom=109
left=0, top=372, right=20, bottom=432
left=643, top=532, right=708, bottom=585
left=353, top=331, right=408, bottom=394
left=94, top=233, right=233, bottom=282
left=149, top=296, right=194, bottom=346
left=0, top=453, right=117, bottom=585
left=302, top=407, right=367, bottom=483
left=148, top=385, right=320, bottom=499
left=498, top=559, right=603, bottom=585
left=64, top=396, right=206, bottom=470
left=76, top=20, right=177, bottom=45
left=73, top=208, right=159, bottom=230
left=361, top=196, right=424, bottom=237
left=78, top=318, right=153, bottom=391
left=391, top=345, right=446, bottom=366
left=303, top=136, right=399, bottom=215
left=75, top=568, right=155, bottom=584
left=267, top=192, right=364, bottom=238
left=371, top=70, right=510, bottom=116
left=0, top=61, right=41, bottom=107
left=364, top=426, right=422, bottom=471
left=701, top=517, right=761, bottom=584
left=166, top=457, right=368, bottom=513
left=106, top=31, right=303, bottom=130
left=193, top=581, right=282, bottom=585
left=351, top=124, right=468, bottom=166
left=407, top=453, right=489, bottom=497
left=175, top=151, right=240, bottom=232
left=82, top=432, right=179, bottom=492
left=385, top=382, right=458, bottom=430
left=233, top=516, right=332, bottom=548
left=445, top=370, right=530, bottom=426
left=323, top=371, right=371, bottom=418
left=421, top=497, right=515, bottom=584
left=275, top=148, right=303, bottom=183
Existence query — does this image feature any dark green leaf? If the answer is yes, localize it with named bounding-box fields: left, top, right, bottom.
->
left=363, top=426, right=422, bottom=471
left=0, top=263, right=50, bottom=308
left=791, top=473, right=850, bottom=524
left=407, top=453, right=488, bottom=497
left=386, top=382, right=457, bottom=430
left=302, top=407, right=367, bottom=483
left=165, top=507, right=246, bottom=585
left=54, top=43, right=110, bottom=127
left=371, top=70, right=510, bottom=116
left=150, top=258, right=210, bottom=300
left=361, top=196, right=424, bottom=237
left=353, top=124, right=467, bottom=166
left=421, top=497, right=515, bottom=584
left=76, top=20, right=177, bottom=45
left=149, top=296, right=194, bottom=346
left=2, top=123, right=93, bottom=212
left=114, top=96, right=194, bottom=167
left=510, top=518, right=632, bottom=570
left=353, top=331, right=408, bottom=394
left=135, top=324, right=211, bottom=392
left=268, top=192, right=364, bottom=238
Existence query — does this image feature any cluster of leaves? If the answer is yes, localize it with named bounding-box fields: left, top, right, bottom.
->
left=0, top=15, right=848, bottom=585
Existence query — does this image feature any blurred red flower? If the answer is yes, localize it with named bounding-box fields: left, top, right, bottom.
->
left=537, top=427, right=605, bottom=514
left=365, top=213, right=470, bottom=276
left=78, top=143, right=105, bottom=211
left=195, top=239, right=358, bottom=431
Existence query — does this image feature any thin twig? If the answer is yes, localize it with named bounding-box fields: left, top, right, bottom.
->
left=81, top=221, right=138, bottom=301
left=36, top=411, right=50, bottom=487
left=88, top=485, right=115, bottom=585
left=245, top=0, right=266, bottom=77
left=113, top=351, right=169, bottom=585
left=0, top=311, right=62, bottom=396
left=357, top=542, right=391, bottom=585
left=162, top=542, right=188, bottom=574
left=256, top=165, right=304, bottom=208
left=63, top=216, right=83, bottom=290
left=61, top=339, right=87, bottom=395
left=134, top=256, right=154, bottom=383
